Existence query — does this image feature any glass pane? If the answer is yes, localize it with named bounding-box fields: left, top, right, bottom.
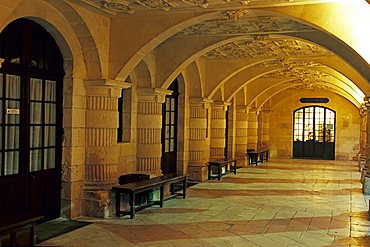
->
left=171, top=98, right=175, bottom=111
left=0, top=73, right=3, bottom=97
left=45, top=80, right=56, bottom=101
left=166, top=111, right=170, bottom=125
left=165, top=126, right=170, bottom=139
left=29, top=149, right=42, bottom=172
left=44, top=126, right=56, bottom=147
left=45, top=103, right=56, bottom=124
left=4, top=151, right=19, bottom=175
left=30, top=126, right=42, bottom=148
left=5, top=100, right=20, bottom=124
left=170, top=111, right=175, bottom=124
left=0, top=101, right=2, bottom=124
left=170, top=126, right=175, bottom=138
left=5, top=126, right=19, bottom=149
left=165, top=139, right=169, bottom=153
left=166, top=99, right=170, bottom=111
left=170, top=139, right=174, bottom=152
left=5, top=75, right=20, bottom=99
left=45, top=148, right=55, bottom=169
left=30, top=78, right=43, bottom=101
left=30, top=102, right=42, bottom=124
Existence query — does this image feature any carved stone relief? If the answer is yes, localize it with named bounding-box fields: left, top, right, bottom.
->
left=176, top=16, right=315, bottom=36
left=262, top=67, right=331, bottom=80
left=204, top=38, right=331, bottom=59
left=77, top=0, right=326, bottom=14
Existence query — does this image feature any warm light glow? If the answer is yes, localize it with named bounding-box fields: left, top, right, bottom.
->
left=0, top=58, right=3, bottom=68
left=339, top=0, right=370, bottom=64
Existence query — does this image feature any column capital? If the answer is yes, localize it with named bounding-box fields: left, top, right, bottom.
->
left=137, top=88, right=172, bottom=103
left=84, top=79, right=122, bottom=97
left=212, top=101, right=231, bottom=111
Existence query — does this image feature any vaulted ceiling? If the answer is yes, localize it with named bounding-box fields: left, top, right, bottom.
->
left=72, top=0, right=370, bottom=109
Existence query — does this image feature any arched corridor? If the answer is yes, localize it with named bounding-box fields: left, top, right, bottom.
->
left=0, top=0, right=369, bottom=245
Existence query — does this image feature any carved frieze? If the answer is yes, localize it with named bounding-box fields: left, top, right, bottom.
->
left=205, top=39, right=331, bottom=59
left=177, top=15, right=315, bottom=36
left=136, top=0, right=177, bottom=10
left=77, top=0, right=327, bottom=14
left=262, top=68, right=331, bottom=80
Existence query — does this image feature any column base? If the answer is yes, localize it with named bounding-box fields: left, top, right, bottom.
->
left=82, top=189, right=113, bottom=218
left=188, top=165, right=208, bottom=182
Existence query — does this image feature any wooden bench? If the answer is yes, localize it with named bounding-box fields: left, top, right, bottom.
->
left=207, top=158, right=237, bottom=181
left=113, top=174, right=187, bottom=219
left=0, top=213, right=43, bottom=247
left=247, top=148, right=269, bottom=166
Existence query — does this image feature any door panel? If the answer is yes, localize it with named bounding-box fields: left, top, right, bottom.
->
left=293, top=106, right=335, bottom=160
left=161, top=81, right=178, bottom=175
left=0, top=19, right=63, bottom=220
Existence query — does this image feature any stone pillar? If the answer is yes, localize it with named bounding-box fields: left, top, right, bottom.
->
left=83, top=83, right=120, bottom=218
left=210, top=102, right=228, bottom=159
left=187, top=98, right=211, bottom=182
left=136, top=88, right=171, bottom=176
left=235, top=105, right=248, bottom=164
left=61, top=75, right=85, bottom=219
left=361, top=101, right=370, bottom=194
left=227, top=102, right=236, bottom=159
left=261, top=109, right=271, bottom=147
left=247, top=107, right=258, bottom=150
left=359, top=106, right=368, bottom=172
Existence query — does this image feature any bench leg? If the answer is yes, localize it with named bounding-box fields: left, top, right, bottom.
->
left=116, top=190, right=121, bottom=217
left=159, top=185, right=164, bottom=207
left=10, top=232, right=16, bottom=247
left=130, top=192, right=135, bottom=219
left=208, top=165, right=211, bottom=180
left=218, top=165, right=221, bottom=181
left=233, top=161, right=237, bottom=174
left=182, top=178, right=187, bottom=199
left=30, top=223, right=36, bottom=246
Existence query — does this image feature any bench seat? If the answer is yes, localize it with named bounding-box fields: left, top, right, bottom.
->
left=113, top=174, right=187, bottom=219
left=0, top=213, right=43, bottom=247
left=207, top=159, right=237, bottom=181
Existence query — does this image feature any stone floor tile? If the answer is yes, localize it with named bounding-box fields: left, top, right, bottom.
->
left=39, top=159, right=370, bottom=247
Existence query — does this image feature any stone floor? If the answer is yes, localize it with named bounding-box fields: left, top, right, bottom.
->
left=39, top=159, right=370, bottom=247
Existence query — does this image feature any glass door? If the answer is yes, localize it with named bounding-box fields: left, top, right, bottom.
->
left=293, top=106, right=335, bottom=160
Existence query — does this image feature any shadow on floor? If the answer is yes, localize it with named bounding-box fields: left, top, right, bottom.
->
left=37, top=218, right=91, bottom=243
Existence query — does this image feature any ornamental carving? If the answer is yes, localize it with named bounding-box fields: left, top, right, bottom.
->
left=224, top=10, right=249, bottom=21
left=263, top=68, right=331, bottom=80
left=204, top=38, right=331, bottom=59
left=292, top=83, right=331, bottom=91
left=177, top=16, right=315, bottom=36
left=182, top=0, right=211, bottom=8
left=102, top=1, right=135, bottom=13
left=136, top=0, right=176, bottom=10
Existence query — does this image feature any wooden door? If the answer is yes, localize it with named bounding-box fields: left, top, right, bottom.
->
left=161, top=80, right=178, bottom=175
left=0, top=19, right=63, bottom=220
left=293, top=106, right=335, bottom=160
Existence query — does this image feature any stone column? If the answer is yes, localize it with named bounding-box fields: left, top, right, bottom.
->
left=261, top=109, right=271, bottom=147
left=247, top=107, right=258, bottom=150
left=136, top=88, right=171, bottom=176
left=235, top=105, right=248, bottom=163
left=187, top=98, right=211, bottom=182
left=83, top=83, right=120, bottom=218
left=227, top=103, right=236, bottom=159
left=210, top=102, right=228, bottom=159
left=359, top=107, right=367, bottom=172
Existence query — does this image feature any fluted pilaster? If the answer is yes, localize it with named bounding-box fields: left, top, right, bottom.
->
left=136, top=88, right=171, bottom=175
left=248, top=107, right=258, bottom=150
left=210, top=103, right=227, bottom=159
left=235, top=106, right=248, bottom=158
left=188, top=98, right=210, bottom=182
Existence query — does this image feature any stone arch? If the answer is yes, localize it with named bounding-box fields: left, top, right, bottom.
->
left=0, top=0, right=102, bottom=80
left=133, top=60, right=152, bottom=88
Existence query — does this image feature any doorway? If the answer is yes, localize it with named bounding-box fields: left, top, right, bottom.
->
left=0, top=19, right=64, bottom=220
left=161, top=80, right=179, bottom=175
left=293, top=106, right=335, bottom=160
